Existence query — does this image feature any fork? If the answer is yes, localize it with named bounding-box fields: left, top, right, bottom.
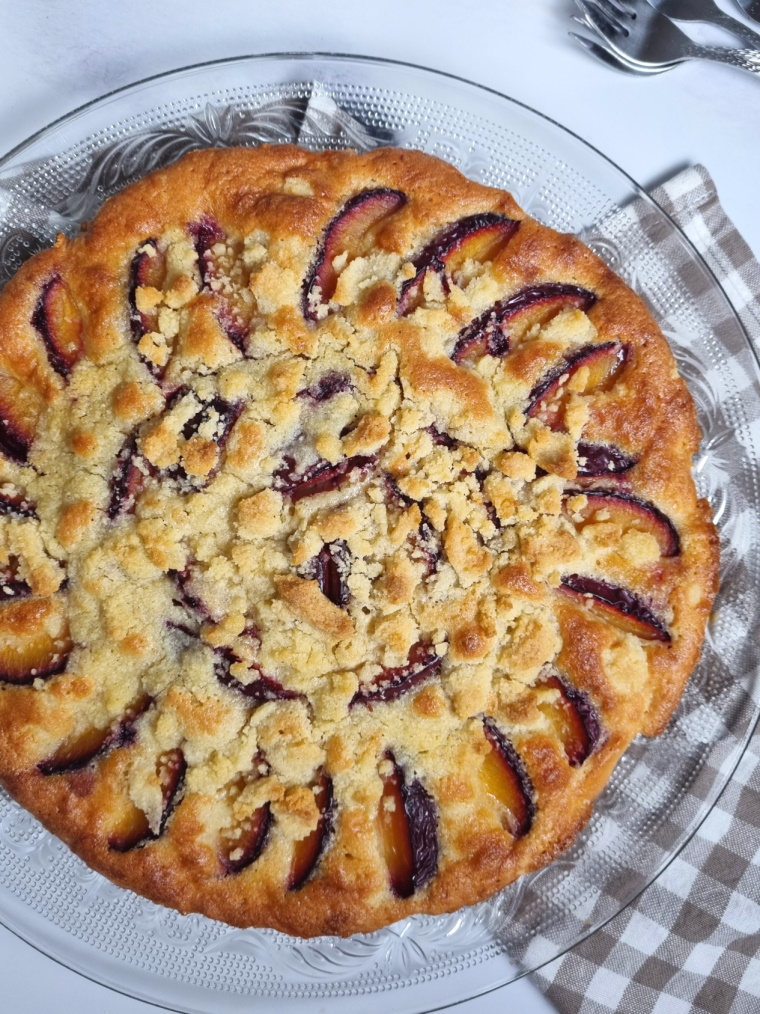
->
left=653, top=0, right=760, bottom=47
left=575, top=0, right=760, bottom=76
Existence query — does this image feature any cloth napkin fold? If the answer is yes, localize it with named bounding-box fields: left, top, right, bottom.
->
left=531, top=166, right=760, bottom=1014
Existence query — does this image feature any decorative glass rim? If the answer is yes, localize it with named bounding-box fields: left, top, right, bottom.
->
left=0, top=50, right=757, bottom=1014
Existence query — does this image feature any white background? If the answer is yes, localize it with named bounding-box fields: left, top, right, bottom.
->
left=0, top=1, right=757, bottom=1011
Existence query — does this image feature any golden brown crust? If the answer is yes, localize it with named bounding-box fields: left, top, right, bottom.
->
left=0, top=145, right=718, bottom=937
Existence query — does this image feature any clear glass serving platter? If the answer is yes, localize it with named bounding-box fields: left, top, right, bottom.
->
left=0, top=52, right=758, bottom=1014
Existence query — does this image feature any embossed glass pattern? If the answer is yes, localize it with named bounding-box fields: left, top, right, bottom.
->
left=0, top=54, right=758, bottom=1014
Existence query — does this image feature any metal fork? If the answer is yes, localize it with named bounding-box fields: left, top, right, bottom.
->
left=653, top=0, right=760, bottom=47
left=575, top=0, right=760, bottom=76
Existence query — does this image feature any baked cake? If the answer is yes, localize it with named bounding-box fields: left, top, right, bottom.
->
left=0, top=145, right=718, bottom=937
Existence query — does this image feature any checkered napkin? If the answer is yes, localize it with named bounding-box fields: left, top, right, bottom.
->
left=531, top=166, right=760, bottom=1014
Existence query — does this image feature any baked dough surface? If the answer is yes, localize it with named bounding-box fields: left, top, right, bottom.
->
left=0, top=146, right=718, bottom=937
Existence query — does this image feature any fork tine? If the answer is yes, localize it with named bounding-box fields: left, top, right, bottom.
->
left=571, top=10, right=602, bottom=28
left=574, top=0, right=627, bottom=38
left=601, top=0, right=637, bottom=14
left=572, top=10, right=623, bottom=37
left=599, top=0, right=632, bottom=26
left=568, top=31, right=639, bottom=72
left=586, top=0, right=631, bottom=33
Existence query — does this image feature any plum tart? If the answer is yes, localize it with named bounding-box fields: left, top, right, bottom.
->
left=0, top=146, right=718, bottom=937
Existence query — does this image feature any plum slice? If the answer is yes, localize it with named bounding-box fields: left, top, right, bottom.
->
left=189, top=217, right=254, bottom=351
left=164, top=395, right=243, bottom=488
left=536, top=673, right=601, bottom=766
left=218, top=754, right=274, bottom=875
left=297, top=371, right=352, bottom=402
left=129, top=240, right=166, bottom=339
left=108, top=435, right=152, bottom=519
left=180, top=394, right=241, bottom=446
left=383, top=478, right=441, bottom=572
left=0, top=486, right=36, bottom=519
left=564, top=488, right=679, bottom=557
left=109, top=748, right=186, bottom=852
left=383, top=473, right=415, bottom=508
left=220, top=801, right=273, bottom=875
left=412, top=516, right=441, bottom=579
left=527, top=341, right=627, bottom=428
left=302, top=188, right=407, bottom=321
left=376, top=752, right=438, bottom=898
left=473, top=466, right=502, bottom=532
left=451, top=283, right=596, bottom=365
left=156, top=750, right=187, bottom=832
left=214, top=647, right=301, bottom=704
left=0, top=376, right=41, bottom=464
left=214, top=303, right=250, bottom=354
left=312, top=540, right=350, bottom=608
left=0, top=558, right=32, bottom=599
left=0, top=597, right=72, bottom=685
left=576, top=442, right=637, bottom=477
left=188, top=216, right=226, bottom=286
left=287, top=770, right=335, bottom=891
left=403, top=776, right=439, bottom=891
left=0, top=416, right=30, bottom=463
left=31, top=276, right=84, bottom=379
left=377, top=756, right=414, bottom=897
left=398, top=213, right=518, bottom=316
left=351, top=642, right=442, bottom=707
left=38, top=693, right=153, bottom=774
left=560, top=574, right=671, bottom=643
left=218, top=667, right=301, bottom=705
left=170, top=565, right=214, bottom=622
left=481, top=718, right=534, bottom=838
left=128, top=240, right=168, bottom=377
left=427, top=425, right=457, bottom=448
left=274, top=454, right=375, bottom=502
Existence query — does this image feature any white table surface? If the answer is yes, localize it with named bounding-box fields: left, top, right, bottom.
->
left=0, top=1, right=757, bottom=1012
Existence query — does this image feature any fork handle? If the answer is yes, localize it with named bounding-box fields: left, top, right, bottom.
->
left=694, top=45, right=760, bottom=75
left=708, top=11, right=760, bottom=48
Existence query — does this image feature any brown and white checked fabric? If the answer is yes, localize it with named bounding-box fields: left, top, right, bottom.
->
left=532, top=166, right=760, bottom=1014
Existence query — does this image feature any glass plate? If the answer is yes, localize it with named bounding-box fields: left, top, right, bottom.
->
left=0, top=52, right=758, bottom=1014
